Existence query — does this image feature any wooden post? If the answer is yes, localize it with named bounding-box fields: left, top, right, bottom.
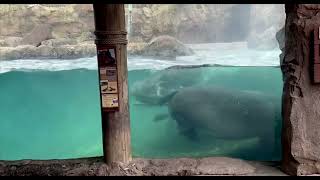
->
left=93, top=4, right=132, bottom=164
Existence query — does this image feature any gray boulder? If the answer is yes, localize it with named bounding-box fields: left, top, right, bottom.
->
left=21, top=24, right=53, bottom=46
left=138, top=35, right=194, bottom=58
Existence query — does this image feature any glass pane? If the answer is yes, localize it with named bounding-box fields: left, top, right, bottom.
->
left=0, top=4, right=102, bottom=160
left=126, top=4, right=285, bottom=161
left=0, top=4, right=285, bottom=162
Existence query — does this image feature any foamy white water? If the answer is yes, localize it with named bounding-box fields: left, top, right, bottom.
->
left=0, top=42, right=281, bottom=73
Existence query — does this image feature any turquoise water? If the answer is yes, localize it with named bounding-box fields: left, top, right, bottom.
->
left=129, top=66, right=283, bottom=161
left=0, top=69, right=102, bottom=160
left=0, top=66, right=283, bottom=161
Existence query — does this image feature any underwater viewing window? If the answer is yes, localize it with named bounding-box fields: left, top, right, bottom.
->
left=127, top=4, right=285, bottom=161
left=0, top=68, right=103, bottom=160
left=129, top=66, right=282, bottom=161
left=0, top=4, right=285, bottom=162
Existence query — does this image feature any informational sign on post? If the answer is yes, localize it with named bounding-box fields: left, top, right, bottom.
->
left=97, top=46, right=119, bottom=111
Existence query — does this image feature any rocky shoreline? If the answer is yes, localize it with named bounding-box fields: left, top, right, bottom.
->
left=0, top=43, right=96, bottom=60
left=0, top=4, right=284, bottom=61
left=0, top=35, right=194, bottom=61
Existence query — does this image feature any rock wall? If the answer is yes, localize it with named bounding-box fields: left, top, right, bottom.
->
left=0, top=4, right=96, bottom=60
left=0, top=4, right=94, bottom=40
left=0, top=4, right=286, bottom=60
left=247, top=4, right=286, bottom=50
left=129, top=4, right=252, bottom=43
left=129, top=4, right=285, bottom=47
left=281, top=4, right=320, bottom=176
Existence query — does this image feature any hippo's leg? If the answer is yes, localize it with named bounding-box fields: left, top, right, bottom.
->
left=181, top=128, right=199, bottom=142
left=171, top=111, right=200, bottom=141
left=175, top=122, right=200, bottom=142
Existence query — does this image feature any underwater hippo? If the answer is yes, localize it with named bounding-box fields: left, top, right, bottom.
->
left=131, top=65, right=282, bottom=105
left=131, top=66, right=204, bottom=105
left=155, top=86, right=280, bottom=153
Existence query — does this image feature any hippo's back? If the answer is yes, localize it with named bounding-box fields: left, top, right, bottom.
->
left=168, top=86, right=277, bottom=139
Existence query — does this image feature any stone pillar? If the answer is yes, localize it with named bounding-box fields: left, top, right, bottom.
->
left=281, top=4, right=320, bottom=175
left=93, top=4, right=132, bottom=165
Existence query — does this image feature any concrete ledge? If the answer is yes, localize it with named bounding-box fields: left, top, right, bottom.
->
left=0, top=157, right=287, bottom=176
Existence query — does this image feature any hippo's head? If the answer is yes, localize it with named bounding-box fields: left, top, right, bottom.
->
left=131, top=67, right=204, bottom=105
left=131, top=77, right=179, bottom=105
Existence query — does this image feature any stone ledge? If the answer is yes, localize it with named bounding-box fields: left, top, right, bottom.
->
left=0, top=157, right=286, bottom=176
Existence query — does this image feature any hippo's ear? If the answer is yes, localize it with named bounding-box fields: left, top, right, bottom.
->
left=153, top=114, right=170, bottom=122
